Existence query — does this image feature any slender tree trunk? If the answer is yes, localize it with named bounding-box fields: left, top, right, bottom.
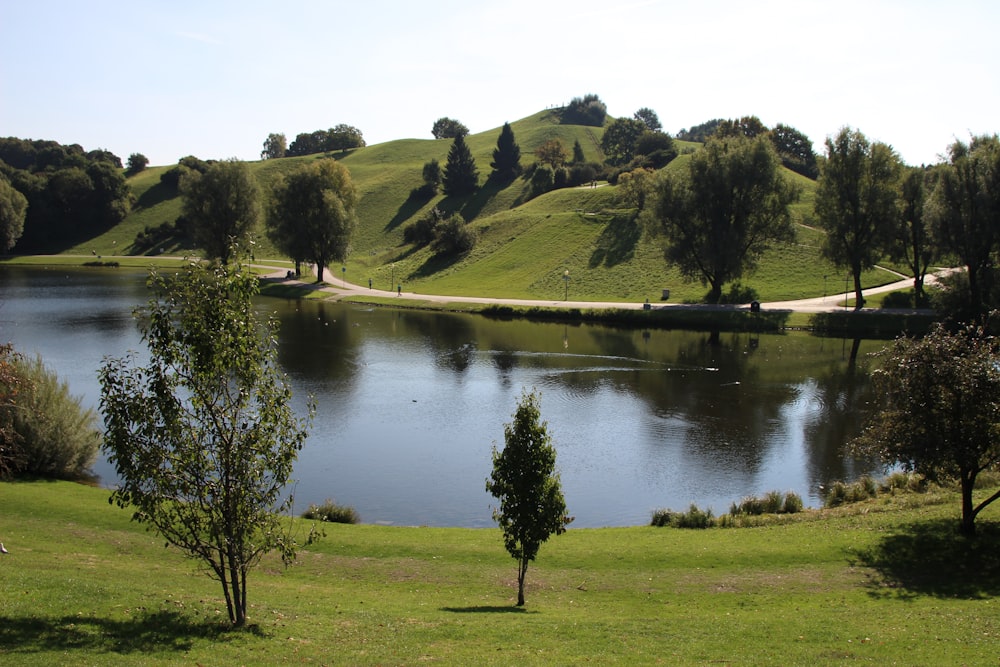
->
left=517, top=557, right=529, bottom=606
left=229, top=554, right=246, bottom=627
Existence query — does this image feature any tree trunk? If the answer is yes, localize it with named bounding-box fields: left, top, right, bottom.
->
left=959, top=472, right=976, bottom=537
left=852, top=267, right=865, bottom=310
left=516, top=557, right=528, bottom=606
left=706, top=280, right=722, bottom=304
left=316, top=256, right=326, bottom=284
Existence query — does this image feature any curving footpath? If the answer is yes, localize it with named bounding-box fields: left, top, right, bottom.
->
left=260, top=264, right=953, bottom=315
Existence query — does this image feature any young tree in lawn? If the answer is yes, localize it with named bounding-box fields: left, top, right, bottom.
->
left=267, top=159, right=358, bottom=283
left=99, top=257, right=314, bottom=627
left=486, top=390, right=572, bottom=606
left=652, top=134, right=800, bottom=303
left=814, top=127, right=902, bottom=309
left=181, top=159, right=261, bottom=265
left=854, top=322, right=1000, bottom=536
left=443, top=134, right=479, bottom=196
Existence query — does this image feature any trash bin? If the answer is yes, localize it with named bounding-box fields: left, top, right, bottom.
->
left=750, top=300, right=760, bottom=313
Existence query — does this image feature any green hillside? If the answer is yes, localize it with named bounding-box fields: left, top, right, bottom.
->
left=68, top=110, right=900, bottom=304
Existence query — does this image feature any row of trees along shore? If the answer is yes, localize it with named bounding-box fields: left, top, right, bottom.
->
left=3, top=95, right=1000, bottom=628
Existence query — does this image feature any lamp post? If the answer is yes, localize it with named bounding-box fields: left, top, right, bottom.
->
left=563, top=270, right=570, bottom=301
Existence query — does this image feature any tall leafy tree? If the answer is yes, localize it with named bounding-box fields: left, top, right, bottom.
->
left=634, top=107, right=662, bottom=132
left=181, top=159, right=261, bottom=265
left=0, top=174, right=27, bottom=251
left=490, top=122, right=522, bottom=181
left=855, top=323, right=1000, bottom=536
left=99, top=258, right=314, bottom=627
left=601, top=117, right=646, bottom=166
left=261, top=133, right=287, bottom=159
left=571, top=139, right=586, bottom=164
left=653, top=135, right=800, bottom=303
left=486, top=390, right=571, bottom=606
left=814, top=127, right=902, bottom=309
left=925, top=135, right=1000, bottom=319
left=267, top=159, right=358, bottom=282
left=442, top=134, right=479, bottom=196
left=769, top=123, right=818, bottom=178
left=431, top=117, right=469, bottom=139
left=896, top=167, right=936, bottom=302
left=714, top=115, right=769, bottom=139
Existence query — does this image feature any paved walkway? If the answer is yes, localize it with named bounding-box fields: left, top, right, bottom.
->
left=259, top=264, right=948, bottom=315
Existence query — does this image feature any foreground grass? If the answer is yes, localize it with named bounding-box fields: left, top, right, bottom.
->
left=2, top=481, right=998, bottom=665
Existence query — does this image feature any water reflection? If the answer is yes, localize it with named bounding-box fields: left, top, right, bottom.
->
left=1, top=266, right=885, bottom=527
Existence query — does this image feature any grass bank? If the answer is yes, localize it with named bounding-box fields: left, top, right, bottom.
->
left=1, top=480, right=998, bottom=665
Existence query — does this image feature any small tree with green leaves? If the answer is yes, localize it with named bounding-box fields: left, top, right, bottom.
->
left=99, top=257, right=314, bottom=627
left=854, top=322, right=1000, bottom=536
left=486, top=390, right=572, bottom=606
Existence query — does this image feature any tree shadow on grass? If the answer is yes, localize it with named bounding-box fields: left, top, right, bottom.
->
left=0, top=609, right=260, bottom=657
left=851, top=519, right=1000, bottom=600
left=441, top=606, right=533, bottom=614
left=589, top=215, right=641, bottom=269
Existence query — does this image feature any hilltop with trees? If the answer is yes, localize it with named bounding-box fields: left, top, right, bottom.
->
left=3, top=94, right=998, bottom=316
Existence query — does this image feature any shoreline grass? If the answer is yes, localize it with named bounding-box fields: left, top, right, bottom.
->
left=1, top=479, right=998, bottom=665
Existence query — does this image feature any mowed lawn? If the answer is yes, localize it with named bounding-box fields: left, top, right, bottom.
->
left=1, top=480, right=998, bottom=665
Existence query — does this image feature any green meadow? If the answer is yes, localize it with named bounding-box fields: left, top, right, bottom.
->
left=64, top=110, right=907, bottom=307
left=1, top=480, right=998, bottom=665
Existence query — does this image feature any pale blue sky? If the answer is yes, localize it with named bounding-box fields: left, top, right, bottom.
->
left=2, top=0, right=997, bottom=168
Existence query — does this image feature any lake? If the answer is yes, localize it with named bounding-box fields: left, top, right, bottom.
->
left=0, top=264, right=882, bottom=527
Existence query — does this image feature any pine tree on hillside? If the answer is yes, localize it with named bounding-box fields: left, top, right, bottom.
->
left=443, top=134, right=479, bottom=196
left=490, top=122, right=522, bottom=181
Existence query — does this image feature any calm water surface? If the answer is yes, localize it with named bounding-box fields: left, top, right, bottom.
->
left=0, top=265, right=881, bottom=527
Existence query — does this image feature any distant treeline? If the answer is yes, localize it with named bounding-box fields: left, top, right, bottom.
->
left=0, top=138, right=132, bottom=253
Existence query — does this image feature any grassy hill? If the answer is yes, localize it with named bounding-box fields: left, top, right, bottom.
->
left=1, top=479, right=998, bottom=664
left=68, top=110, right=900, bottom=304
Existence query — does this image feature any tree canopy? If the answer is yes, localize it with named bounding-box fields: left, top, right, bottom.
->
left=181, top=159, right=261, bottom=265
left=652, top=135, right=800, bottom=303
left=99, top=258, right=314, bottom=627
left=0, top=138, right=131, bottom=253
left=633, top=107, right=662, bottom=132
left=431, top=117, right=469, bottom=140
left=0, top=173, right=28, bottom=252
left=267, top=159, right=359, bottom=282
left=286, top=125, right=365, bottom=157
left=486, top=390, right=571, bottom=606
left=814, top=127, right=902, bottom=309
left=261, top=133, right=287, bottom=160
left=601, top=117, right=647, bottom=166
left=561, top=94, right=607, bottom=127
